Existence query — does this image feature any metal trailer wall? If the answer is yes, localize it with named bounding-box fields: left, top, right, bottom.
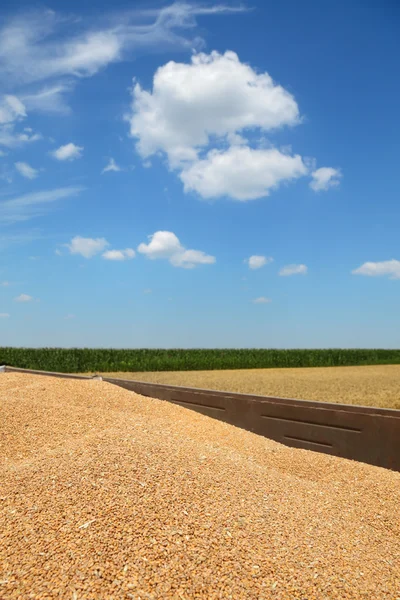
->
left=4, top=367, right=400, bottom=471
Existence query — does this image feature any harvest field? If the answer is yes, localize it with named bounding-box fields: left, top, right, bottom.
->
left=1, top=372, right=399, bottom=599
left=99, top=364, right=400, bottom=410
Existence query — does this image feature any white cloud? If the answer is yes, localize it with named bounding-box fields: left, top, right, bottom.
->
left=0, top=124, right=41, bottom=148
left=0, top=5, right=246, bottom=89
left=0, top=95, right=26, bottom=124
left=253, top=297, right=271, bottom=304
left=0, top=186, right=83, bottom=224
left=138, top=230, right=215, bottom=269
left=66, top=236, right=109, bottom=259
left=22, top=83, right=73, bottom=114
left=170, top=249, right=216, bottom=268
left=0, top=94, right=41, bottom=148
left=0, top=313, right=10, bottom=318
left=64, top=313, right=75, bottom=320
left=52, top=142, right=83, bottom=161
left=181, top=146, right=307, bottom=200
left=102, top=158, right=121, bottom=173
left=15, top=293, right=33, bottom=302
left=310, top=167, right=341, bottom=192
left=102, top=248, right=135, bottom=261
left=129, top=50, right=300, bottom=167
left=127, top=49, right=342, bottom=201
left=1, top=281, right=10, bottom=286
left=352, top=260, right=400, bottom=280
left=15, top=161, right=38, bottom=179
left=279, top=264, right=308, bottom=276
left=246, top=255, right=273, bottom=270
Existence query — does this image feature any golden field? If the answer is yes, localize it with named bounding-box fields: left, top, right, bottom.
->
left=98, top=364, right=400, bottom=410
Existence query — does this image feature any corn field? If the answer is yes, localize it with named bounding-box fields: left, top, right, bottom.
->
left=1, top=347, right=400, bottom=373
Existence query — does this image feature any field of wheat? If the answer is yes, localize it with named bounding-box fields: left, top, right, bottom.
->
left=99, top=364, right=400, bottom=410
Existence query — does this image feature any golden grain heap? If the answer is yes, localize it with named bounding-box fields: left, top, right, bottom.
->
left=1, top=373, right=399, bottom=599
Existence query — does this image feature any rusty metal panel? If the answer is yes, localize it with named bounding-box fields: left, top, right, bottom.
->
left=104, top=377, right=400, bottom=471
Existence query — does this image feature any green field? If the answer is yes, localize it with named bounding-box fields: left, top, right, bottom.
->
left=1, top=347, right=400, bottom=373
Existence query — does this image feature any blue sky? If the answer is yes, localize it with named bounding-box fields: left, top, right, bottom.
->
left=0, top=0, right=399, bottom=348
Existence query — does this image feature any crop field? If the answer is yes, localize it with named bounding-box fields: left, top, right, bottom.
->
left=2, top=347, right=400, bottom=373
left=99, top=364, right=400, bottom=410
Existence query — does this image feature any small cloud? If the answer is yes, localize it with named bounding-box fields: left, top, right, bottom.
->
left=253, top=297, right=271, bottom=304
left=0, top=312, right=10, bottom=318
left=246, top=255, right=273, bottom=270
left=15, top=161, right=38, bottom=179
left=310, top=167, right=342, bottom=192
left=15, top=293, right=34, bottom=302
left=102, top=158, right=121, bottom=173
left=352, top=259, right=400, bottom=280
left=52, top=142, right=83, bottom=161
left=55, top=248, right=63, bottom=256
left=66, top=236, right=109, bottom=258
left=1, top=281, right=10, bottom=286
left=64, top=313, right=75, bottom=320
left=143, top=288, right=152, bottom=294
left=279, top=264, right=308, bottom=276
left=138, top=230, right=215, bottom=269
left=102, top=248, right=135, bottom=261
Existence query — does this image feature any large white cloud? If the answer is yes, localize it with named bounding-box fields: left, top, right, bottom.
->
left=180, top=146, right=307, bottom=201
left=128, top=49, right=343, bottom=201
left=138, top=230, right=215, bottom=269
left=129, top=50, right=300, bottom=167
left=352, top=260, right=400, bottom=280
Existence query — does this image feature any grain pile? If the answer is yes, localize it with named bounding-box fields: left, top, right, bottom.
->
left=1, top=374, right=399, bottom=599
left=104, top=364, right=400, bottom=409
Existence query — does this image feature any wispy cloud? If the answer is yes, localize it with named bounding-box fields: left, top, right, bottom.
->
left=102, top=158, right=121, bottom=173
left=279, top=264, right=308, bottom=276
left=253, top=297, right=271, bottom=304
left=0, top=4, right=248, bottom=92
left=21, top=82, right=74, bottom=114
left=0, top=186, right=84, bottom=225
left=0, top=230, right=42, bottom=249
left=15, top=161, right=38, bottom=179
left=15, top=293, right=33, bottom=302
